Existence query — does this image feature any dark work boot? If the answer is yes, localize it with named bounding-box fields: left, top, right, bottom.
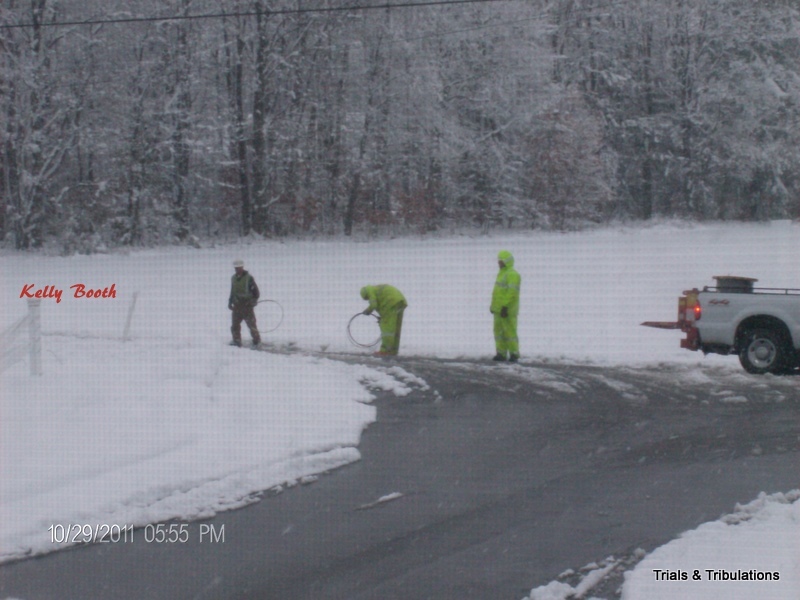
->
left=493, top=353, right=506, bottom=362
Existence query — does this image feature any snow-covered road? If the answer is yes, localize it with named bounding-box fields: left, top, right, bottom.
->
left=2, top=355, right=798, bottom=599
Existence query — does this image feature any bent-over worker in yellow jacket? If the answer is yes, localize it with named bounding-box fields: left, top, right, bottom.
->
left=361, top=284, right=408, bottom=356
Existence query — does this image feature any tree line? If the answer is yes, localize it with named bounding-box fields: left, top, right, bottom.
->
left=2, top=0, right=798, bottom=251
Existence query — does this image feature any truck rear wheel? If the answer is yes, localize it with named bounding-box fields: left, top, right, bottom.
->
left=738, top=329, right=790, bottom=375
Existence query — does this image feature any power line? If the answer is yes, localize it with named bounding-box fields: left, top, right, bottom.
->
left=0, top=0, right=523, bottom=30
left=1, top=0, right=626, bottom=90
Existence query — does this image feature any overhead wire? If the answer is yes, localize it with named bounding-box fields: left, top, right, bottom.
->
left=0, top=0, right=526, bottom=30
left=0, top=0, right=628, bottom=89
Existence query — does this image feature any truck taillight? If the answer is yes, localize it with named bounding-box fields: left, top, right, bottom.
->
left=678, top=289, right=701, bottom=351
left=679, top=289, right=701, bottom=325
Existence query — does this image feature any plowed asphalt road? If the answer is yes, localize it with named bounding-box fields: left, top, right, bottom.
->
left=2, top=355, right=799, bottom=600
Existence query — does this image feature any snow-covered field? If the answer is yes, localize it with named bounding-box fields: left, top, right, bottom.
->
left=1, top=221, right=798, bottom=599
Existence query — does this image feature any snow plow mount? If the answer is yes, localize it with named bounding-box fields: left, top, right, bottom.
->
left=641, top=288, right=701, bottom=351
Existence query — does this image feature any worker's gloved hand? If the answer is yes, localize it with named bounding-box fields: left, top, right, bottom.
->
left=363, top=308, right=373, bottom=315
left=251, top=299, right=259, bottom=308
left=500, top=306, right=509, bottom=318
left=228, top=302, right=234, bottom=310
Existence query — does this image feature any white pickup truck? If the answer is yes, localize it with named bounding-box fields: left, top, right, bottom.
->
left=643, top=276, right=800, bottom=374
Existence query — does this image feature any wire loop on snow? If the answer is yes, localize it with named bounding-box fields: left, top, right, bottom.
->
left=256, top=299, right=284, bottom=333
left=347, top=312, right=381, bottom=348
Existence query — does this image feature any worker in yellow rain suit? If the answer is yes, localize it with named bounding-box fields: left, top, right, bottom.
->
left=490, top=250, right=521, bottom=362
left=361, top=284, right=408, bottom=356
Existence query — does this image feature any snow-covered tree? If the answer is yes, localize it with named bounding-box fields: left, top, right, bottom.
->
left=2, top=0, right=798, bottom=252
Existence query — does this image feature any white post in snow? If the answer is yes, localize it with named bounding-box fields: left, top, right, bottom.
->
left=123, top=292, right=139, bottom=342
left=28, top=299, right=42, bottom=376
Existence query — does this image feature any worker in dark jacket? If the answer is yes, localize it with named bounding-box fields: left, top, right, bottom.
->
left=228, top=259, right=261, bottom=348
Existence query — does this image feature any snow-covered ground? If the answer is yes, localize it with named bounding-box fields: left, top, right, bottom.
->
left=525, top=490, right=800, bottom=600
left=1, top=221, right=798, bottom=599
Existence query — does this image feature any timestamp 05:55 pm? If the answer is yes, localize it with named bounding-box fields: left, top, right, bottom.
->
left=48, top=523, right=226, bottom=545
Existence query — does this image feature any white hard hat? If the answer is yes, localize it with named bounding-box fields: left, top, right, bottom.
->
left=233, top=259, right=244, bottom=268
